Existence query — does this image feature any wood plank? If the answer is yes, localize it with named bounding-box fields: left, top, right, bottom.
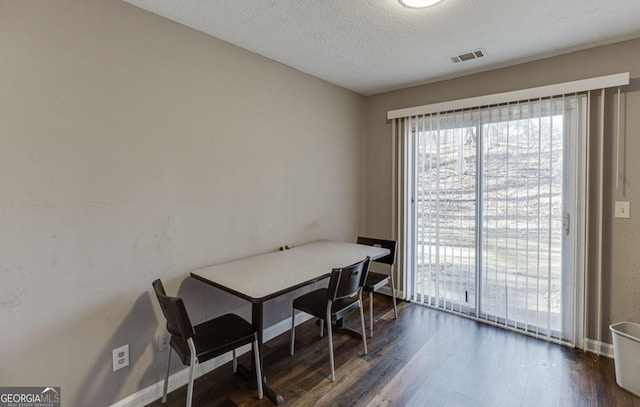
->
left=146, top=296, right=640, bottom=407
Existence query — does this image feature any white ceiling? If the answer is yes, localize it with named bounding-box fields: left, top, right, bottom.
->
left=122, top=0, right=640, bottom=96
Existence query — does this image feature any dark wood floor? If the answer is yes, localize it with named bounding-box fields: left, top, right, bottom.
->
left=147, top=296, right=640, bottom=406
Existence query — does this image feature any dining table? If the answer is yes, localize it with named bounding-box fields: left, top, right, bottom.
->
left=190, top=239, right=390, bottom=404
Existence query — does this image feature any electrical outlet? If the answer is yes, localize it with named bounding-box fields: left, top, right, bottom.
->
left=157, top=332, right=170, bottom=353
left=112, top=344, right=129, bottom=372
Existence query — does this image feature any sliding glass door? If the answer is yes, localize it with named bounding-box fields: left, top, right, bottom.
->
left=409, top=96, right=586, bottom=343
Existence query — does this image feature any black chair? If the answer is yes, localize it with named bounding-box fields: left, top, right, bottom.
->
left=357, top=236, right=398, bottom=337
left=289, top=257, right=370, bottom=382
left=152, top=279, right=263, bottom=407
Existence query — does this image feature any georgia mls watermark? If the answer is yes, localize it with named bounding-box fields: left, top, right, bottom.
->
left=0, top=387, right=60, bottom=407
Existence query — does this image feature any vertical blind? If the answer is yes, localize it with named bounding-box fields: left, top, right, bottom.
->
left=407, top=97, right=580, bottom=343
left=389, top=73, right=629, bottom=347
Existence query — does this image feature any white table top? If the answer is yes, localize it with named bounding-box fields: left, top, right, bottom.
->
left=190, top=240, right=390, bottom=302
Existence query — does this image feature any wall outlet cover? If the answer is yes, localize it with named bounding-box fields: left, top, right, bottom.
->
left=112, top=344, right=129, bottom=371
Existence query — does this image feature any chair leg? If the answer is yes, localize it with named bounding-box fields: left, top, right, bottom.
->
left=232, top=349, right=237, bottom=373
left=326, top=306, right=335, bottom=382
left=162, top=348, right=172, bottom=404
left=390, top=273, right=398, bottom=319
left=186, top=338, right=197, bottom=407
left=320, top=318, right=324, bottom=337
left=253, top=337, right=264, bottom=399
left=290, top=308, right=296, bottom=356
left=369, top=291, right=374, bottom=338
left=359, top=292, right=368, bottom=355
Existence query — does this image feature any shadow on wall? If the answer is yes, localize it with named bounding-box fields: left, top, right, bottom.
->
left=176, top=276, right=252, bottom=326
left=0, top=292, right=157, bottom=406
left=73, top=293, right=157, bottom=406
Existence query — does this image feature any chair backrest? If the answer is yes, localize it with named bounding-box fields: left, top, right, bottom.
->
left=152, top=279, right=195, bottom=341
left=326, top=257, right=370, bottom=301
left=357, top=236, right=397, bottom=266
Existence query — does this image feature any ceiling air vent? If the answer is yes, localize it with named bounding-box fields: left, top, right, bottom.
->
left=451, top=48, right=487, bottom=64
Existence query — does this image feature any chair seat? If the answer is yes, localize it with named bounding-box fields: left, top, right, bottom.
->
left=292, top=288, right=360, bottom=321
left=171, top=313, right=256, bottom=365
left=363, top=271, right=390, bottom=292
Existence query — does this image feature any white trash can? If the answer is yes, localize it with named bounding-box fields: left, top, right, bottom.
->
left=610, top=321, right=640, bottom=396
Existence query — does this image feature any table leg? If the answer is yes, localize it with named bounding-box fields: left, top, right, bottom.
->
left=334, top=317, right=364, bottom=339
left=252, top=302, right=284, bottom=405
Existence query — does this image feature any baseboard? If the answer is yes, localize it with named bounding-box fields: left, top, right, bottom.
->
left=375, top=285, right=405, bottom=301
left=111, top=313, right=313, bottom=407
left=584, top=338, right=614, bottom=358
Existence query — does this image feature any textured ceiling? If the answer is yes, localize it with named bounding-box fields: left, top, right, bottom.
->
left=122, top=0, right=640, bottom=95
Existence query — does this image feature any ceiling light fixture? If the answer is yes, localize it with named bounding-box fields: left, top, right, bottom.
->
left=398, top=0, right=444, bottom=8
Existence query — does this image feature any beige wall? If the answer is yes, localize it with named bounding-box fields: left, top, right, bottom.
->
left=0, top=0, right=365, bottom=405
left=364, top=39, right=640, bottom=342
